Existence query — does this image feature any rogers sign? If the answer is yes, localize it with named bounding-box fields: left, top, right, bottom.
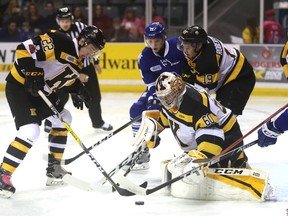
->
left=240, top=45, right=285, bottom=82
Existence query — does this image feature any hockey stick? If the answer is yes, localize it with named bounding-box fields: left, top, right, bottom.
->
left=58, top=114, right=141, bottom=165
left=99, top=138, right=146, bottom=185
left=62, top=139, right=146, bottom=191
left=38, top=90, right=140, bottom=196
left=193, top=103, right=288, bottom=163
left=118, top=139, right=258, bottom=196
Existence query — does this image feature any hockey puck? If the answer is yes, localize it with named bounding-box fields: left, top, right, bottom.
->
left=135, top=201, right=145, bottom=205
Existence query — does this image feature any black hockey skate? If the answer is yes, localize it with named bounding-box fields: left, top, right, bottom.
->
left=0, top=168, right=15, bottom=198
left=46, top=154, right=71, bottom=186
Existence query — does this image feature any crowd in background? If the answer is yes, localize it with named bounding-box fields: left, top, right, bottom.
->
left=0, top=0, right=165, bottom=43
left=0, top=0, right=286, bottom=44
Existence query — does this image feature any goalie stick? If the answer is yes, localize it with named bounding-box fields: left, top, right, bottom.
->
left=38, top=90, right=141, bottom=196
left=118, top=139, right=258, bottom=196
left=193, top=103, right=288, bottom=163
left=45, top=114, right=142, bottom=165
left=62, top=111, right=155, bottom=191
left=62, top=139, right=147, bottom=191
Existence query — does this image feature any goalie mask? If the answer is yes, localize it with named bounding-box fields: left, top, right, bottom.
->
left=155, top=72, right=186, bottom=113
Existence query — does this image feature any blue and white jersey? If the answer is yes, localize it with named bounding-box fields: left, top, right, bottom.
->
left=138, top=37, right=188, bottom=96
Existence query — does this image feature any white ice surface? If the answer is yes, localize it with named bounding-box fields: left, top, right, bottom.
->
left=0, top=92, right=287, bottom=216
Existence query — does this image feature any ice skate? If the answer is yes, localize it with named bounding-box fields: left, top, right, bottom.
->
left=0, top=169, right=15, bottom=198
left=46, top=154, right=71, bottom=186
left=123, top=147, right=150, bottom=171
left=94, top=122, right=113, bottom=132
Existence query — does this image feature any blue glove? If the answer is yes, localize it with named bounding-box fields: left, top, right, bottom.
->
left=258, top=120, right=283, bottom=147
left=147, top=96, right=162, bottom=110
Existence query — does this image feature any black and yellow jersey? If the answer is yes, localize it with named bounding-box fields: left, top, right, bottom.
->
left=280, top=41, right=288, bottom=79
left=159, top=84, right=238, bottom=158
left=8, top=30, right=83, bottom=93
left=185, top=36, right=245, bottom=93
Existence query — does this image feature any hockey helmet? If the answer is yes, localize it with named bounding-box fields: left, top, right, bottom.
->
left=155, top=72, right=186, bottom=113
left=56, top=7, right=74, bottom=22
left=179, top=25, right=207, bottom=44
left=79, top=25, right=106, bottom=51
left=144, top=22, right=166, bottom=39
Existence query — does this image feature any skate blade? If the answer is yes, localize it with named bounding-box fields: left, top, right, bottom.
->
left=122, top=163, right=150, bottom=171
left=0, top=189, right=14, bottom=199
left=46, top=177, right=65, bottom=186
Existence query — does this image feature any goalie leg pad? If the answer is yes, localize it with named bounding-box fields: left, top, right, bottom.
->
left=168, top=166, right=274, bottom=201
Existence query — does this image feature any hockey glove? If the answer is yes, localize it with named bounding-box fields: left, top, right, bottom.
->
left=258, top=120, right=283, bottom=147
left=24, top=68, right=45, bottom=97
left=147, top=95, right=162, bottom=110
left=71, top=84, right=91, bottom=110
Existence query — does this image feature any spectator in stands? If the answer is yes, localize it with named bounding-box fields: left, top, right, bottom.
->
left=72, top=5, right=87, bottom=24
left=25, top=2, right=43, bottom=35
left=19, top=21, right=34, bottom=41
left=0, top=0, right=10, bottom=28
left=140, top=5, right=165, bottom=34
left=121, top=7, right=144, bottom=42
left=0, top=18, right=21, bottom=42
left=264, top=9, right=283, bottom=44
left=107, top=17, right=129, bottom=42
left=2, top=0, right=24, bottom=28
left=42, top=1, right=58, bottom=31
left=242, top=16, right=259, bottom=43
left=93, top=4, right=112, bottom=37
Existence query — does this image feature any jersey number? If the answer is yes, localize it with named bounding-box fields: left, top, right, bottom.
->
left=41, top=38, right=54, bottom=52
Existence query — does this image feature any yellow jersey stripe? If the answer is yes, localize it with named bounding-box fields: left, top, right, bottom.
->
left=175, top=111, right=193, bottom=123
left=222, top=115, right=237, bottom=132
left=198, top=141, right=222, bottom=155
left=224, top=53, right=245, bottom=85
left=283, top=64, right=288, bottom=78
left=11, top=65, right=25, bottom=84
left=16, top=49, right=31, bottom=59
left=40, top=34, right=56, bottom=61
left=200, top=92, right=208, bottom=107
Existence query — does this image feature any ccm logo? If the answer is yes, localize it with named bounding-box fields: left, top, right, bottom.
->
left=214, top=168, right=244, bottom=175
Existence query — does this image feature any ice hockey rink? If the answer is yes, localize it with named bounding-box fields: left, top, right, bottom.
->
left=0, top=91, right=287, bottom=216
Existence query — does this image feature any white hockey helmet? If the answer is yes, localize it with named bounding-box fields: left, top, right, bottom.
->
left=155, top=72, right=186, bottom=113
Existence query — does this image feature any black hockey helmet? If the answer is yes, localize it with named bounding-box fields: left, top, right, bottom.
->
left=179, top=25, right=207, bottom=45
left=79, top=25, right=106, bottom=50
left=56, top=7, right=74, bottom=22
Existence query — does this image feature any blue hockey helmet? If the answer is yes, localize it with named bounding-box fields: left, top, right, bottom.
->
left=144, top=22, right=166, bottom=40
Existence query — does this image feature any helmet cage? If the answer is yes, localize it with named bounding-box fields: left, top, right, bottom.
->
left=156, top=72, right=186, bottom=112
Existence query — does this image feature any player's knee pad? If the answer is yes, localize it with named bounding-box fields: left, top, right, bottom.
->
left=16, top=123, right=40, bottom=145
left=49, top=108, right=72, bottom=129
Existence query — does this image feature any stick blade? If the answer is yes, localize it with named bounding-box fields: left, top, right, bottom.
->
left=117, top=176, right=148, bottom=196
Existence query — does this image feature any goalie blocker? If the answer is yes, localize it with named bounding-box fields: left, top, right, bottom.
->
left=161, top=151, right=275, bottom=201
